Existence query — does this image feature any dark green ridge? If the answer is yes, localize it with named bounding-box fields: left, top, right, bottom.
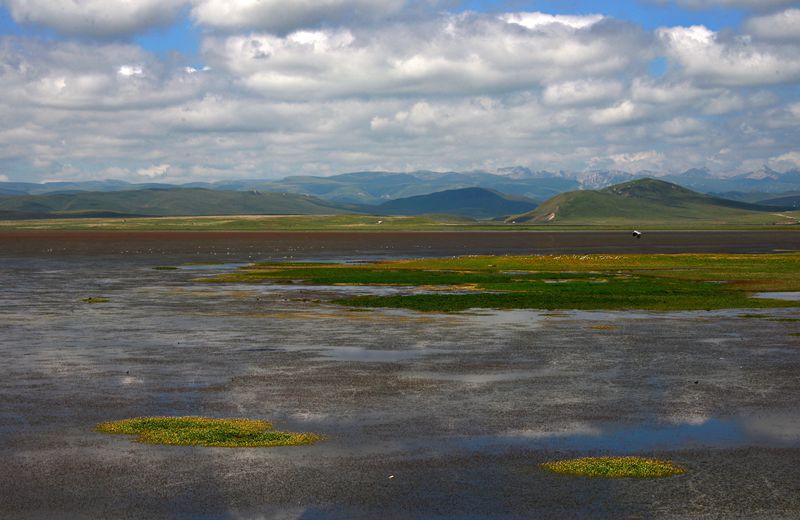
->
left=508, top=178, right=797, bottom=226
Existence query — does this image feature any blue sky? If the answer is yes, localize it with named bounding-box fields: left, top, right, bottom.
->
left=0, top=0, right=798, bottom=182
left=0, top=1, right=750, bottom=65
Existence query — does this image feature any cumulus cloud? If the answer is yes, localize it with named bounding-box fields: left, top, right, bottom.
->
left=767, top=151, right=800, bottom=171
left=191, top=0, right=406, bottom=34
left=137, top=164, right=171, bottom=178
left=203, top=13, right=646, bottom=100
left=746, top=8, right=800, bottom=41
left=2, top=0, right=185, bottom=38
left=590, top=100, right=645, bottom=125
left=0, top=174, right=9, bottom=182
left=542, top=79, right=624, bottom=106
left=658, top=25, right=800, bottom=86
left=607, top=150, right=666, bottom=171
left=499, top=12, right=604, bottom=30
left=0, top=39, right=207, bottom=111
left=0, top=7, right=798, bottom=181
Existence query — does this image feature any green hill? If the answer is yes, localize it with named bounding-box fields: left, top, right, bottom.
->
left=376, top=187, right=537, bottom=218
left=508, top=178, right=797, bottom=226
left=0, top=188, right=355, bottom=219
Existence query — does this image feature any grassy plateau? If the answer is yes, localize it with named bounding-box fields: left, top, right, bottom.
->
left=540, top=457, right=686, bottom=478
left=1, top=213, right=799, bottom=231
left=96, top=417, right=323, bottom=448
left=199, top=253, right=800, bottom=312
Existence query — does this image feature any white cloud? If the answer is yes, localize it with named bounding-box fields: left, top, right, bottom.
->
left=702, top=92, right=745, bottom=115
left=658, top=25, right=800, bottom=86
left=499, top=12, right=604, bottom=30
left=590, top=100, right=644, bottom=125
left=0, top=9, right=798, bottom=181
left=191, top=0, right=406, bottom=33
left=659, top=117, right=706, bottom=136
left=767, top=151, right=800, bottom=171
left=0, top=40, right=206, bottom=110
left=542, top=79, right=623, bottom=106
left=607, top=150, right=666, bottom=171
left=0, top=174, right=9, bottom=182
left=631, top=78, right=708, bottom=104
left=137, top=164, right=171, bottom=178
left=204, top=13, right=645, bottom=100
left=2, top=0, right=185, bottom=38
left=117, top=65, right=143, bottom=77
left=746, top=8, right=800, bottom=41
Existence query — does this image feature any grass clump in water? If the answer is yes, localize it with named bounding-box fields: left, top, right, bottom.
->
left=200, top=253, right=800, bottom=312
left=153, top=266, right=179, bottom=270
left=82, top=297, right=110, bottom=303
left=541, top=456, right=685, bottom=478
left=96, top=416, right=323, bottom=448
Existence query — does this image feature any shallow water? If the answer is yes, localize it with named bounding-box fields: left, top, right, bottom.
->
left=753, top=291, right=800, bottom=301
left=2, top=238, right=800, bottom=519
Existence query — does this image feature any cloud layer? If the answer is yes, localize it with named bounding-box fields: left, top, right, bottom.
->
left=0, top=2, right=798, bottom=182
left=2, top=0, right=185, bottom=38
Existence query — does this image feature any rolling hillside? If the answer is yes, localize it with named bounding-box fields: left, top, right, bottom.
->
left=0, top=188, right=355, bottom=219
left=507, top=178, right=798, bottom=226
left=376, top=187, right=537, bottom=218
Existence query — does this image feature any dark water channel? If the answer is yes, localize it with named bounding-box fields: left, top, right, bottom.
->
left=1, top=232, right=800, bottom=519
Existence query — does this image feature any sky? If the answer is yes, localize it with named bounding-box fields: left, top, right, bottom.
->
left=0, top=0, right=799, bottom=183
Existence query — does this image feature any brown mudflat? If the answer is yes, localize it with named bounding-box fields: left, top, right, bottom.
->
left=1, top=230, right=799, bottom=259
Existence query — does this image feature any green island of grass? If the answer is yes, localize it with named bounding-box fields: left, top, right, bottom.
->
left=96, top=416, right=323, bottom=448
left=198, top=253, right=800, bottom=312
left=541, top=456, right=686, bottom=478
left=153, top=266, right=179, bottom=270
left=82, top=297, right=110, bottom=303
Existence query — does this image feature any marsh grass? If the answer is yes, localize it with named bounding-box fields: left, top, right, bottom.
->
left=82, top=297, right=110, bottom=303
left=198, top=253, right=800, bottom=312
left=540, top=456, right=685, bottom=478
left=96, top=417, right=323, bottom=448
left=153, top=266, right=179, bottom=270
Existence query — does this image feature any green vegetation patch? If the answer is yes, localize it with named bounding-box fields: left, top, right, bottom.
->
left=541, top=456, right=686, bottom=478
left=153, top=266, right=179, bottom=270
left=82, top=297, right=110, bottom=303
left=199, top=253, right=800, bottom=312
left=96, top=416, right=323, bottom=448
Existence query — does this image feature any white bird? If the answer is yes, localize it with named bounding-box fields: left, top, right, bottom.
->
left=632, top=230, right=642, bottom=239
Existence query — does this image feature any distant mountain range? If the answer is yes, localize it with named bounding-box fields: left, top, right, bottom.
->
left=508, top=178, right=797, bottom=226
left=3, top=171, right=800, bottom=223
left=0, top=186, right=537, bottom=220
left=376, top=187, right=536, bottom=219
left=4, top=167, right=800, bottom=205
left=0, top=188, right=353, bottom=219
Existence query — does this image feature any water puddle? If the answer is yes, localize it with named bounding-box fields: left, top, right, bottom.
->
left=272, top=344, right=440, bottom=362
left=752, top=292, right=800, bottom=301
left=401, top=370, right=536, bottom=384
left=313, top=347, right=423, bottom=362
left=178, top=263, right=250, bottom=271
left=465, top=412, right=800, bottom=453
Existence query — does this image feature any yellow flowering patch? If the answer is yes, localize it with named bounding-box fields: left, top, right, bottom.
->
left=96, top=416, right=323, bottom=448
left=541, top=456, right=685, bottom=478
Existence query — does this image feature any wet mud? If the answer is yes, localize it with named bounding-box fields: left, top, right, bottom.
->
left=2, top=229, right=800, bottom=259
left=1, top=237, right=800, bottom=519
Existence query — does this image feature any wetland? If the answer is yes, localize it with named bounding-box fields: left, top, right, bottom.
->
left=1, top=231, right=800, bottom=519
